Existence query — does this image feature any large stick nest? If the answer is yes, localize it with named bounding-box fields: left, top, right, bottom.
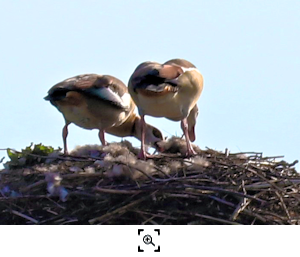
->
left=0, top=137, right=299, bottom=225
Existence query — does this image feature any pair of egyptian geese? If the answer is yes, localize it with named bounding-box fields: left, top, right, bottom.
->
left=45, top=59, right=204, bottom=159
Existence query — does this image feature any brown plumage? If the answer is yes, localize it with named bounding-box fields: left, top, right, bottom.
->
left=45, top=74, right=163, bottom=154
left=128, top=59, right=203, bottom=159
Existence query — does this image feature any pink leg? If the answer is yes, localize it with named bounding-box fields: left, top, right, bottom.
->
left=137, top=115, right=149, bottom=160
left=99, top=129, right=106, bottom=145
left=181, top=118, right=197, bottom=157
left=62, top=124, right=69, bottom=155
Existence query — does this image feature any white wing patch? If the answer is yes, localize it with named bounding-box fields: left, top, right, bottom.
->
left=92, top=87, right=130, bottom=109
left=120, top=93, right=131, bottom=108
left=181, top=67, right=199, bottom=73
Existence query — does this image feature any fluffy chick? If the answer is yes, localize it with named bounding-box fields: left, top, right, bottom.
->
left=158, top=136, right=201, bottom=156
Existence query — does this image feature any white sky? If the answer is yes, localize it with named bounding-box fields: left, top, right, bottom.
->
left=1, top=0, right=299, bottom=170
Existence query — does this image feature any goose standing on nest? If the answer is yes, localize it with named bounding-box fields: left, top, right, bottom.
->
left=128, top=59, right=203, bottom=159
left=45, top=74, right=163, bottom=154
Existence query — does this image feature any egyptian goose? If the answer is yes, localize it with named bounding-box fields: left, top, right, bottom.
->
left=128, top=59, right=203, bottom=159
left=45, top=74, right=163, bottom=154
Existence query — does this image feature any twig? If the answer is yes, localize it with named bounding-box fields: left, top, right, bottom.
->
left=11, top=210, right=39, bottom=224
left=245, top=179, right=300, bottom=190
left=183, top=184, right=266, bottom=203
left=140, top=213, right=159, bottom=225
left=20, top=180, right=46, bottom=193
left=94, top=187, right=142, bottom=194
left=275, top=191, right=291, bottom=221
left=89, top=196, right=149, bottom=224
left=24, top=152, right=103, bottom=162
left=242, top=165, right=286, bottom=193
left=194, top=213, right=242, bottom=225
left=0, top=195, right=50, bottom=201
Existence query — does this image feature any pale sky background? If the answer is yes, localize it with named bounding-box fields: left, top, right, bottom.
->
left=1, top=0, right=299, bottom=170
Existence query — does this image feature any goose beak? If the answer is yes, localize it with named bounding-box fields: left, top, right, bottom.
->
left=153, top=141, right=164, bottom=152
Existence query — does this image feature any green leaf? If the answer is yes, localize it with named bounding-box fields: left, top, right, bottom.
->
left=4, top=143, right=61, bottom=169
left=7, top=149, right=21, bottom=162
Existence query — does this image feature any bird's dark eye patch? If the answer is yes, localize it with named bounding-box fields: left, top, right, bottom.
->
left=45, top=88, right=69, bottom=101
